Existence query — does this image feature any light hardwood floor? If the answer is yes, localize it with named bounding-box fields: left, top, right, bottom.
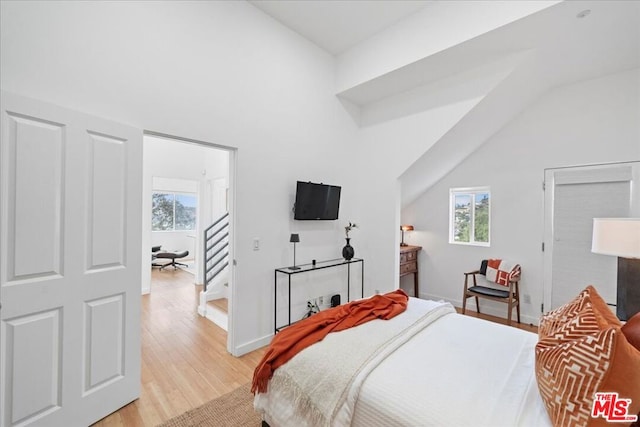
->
left=92, top=268, right=265, bottom=427
left=455, top=306, right=538, bottom=334
left=93, top=269, right=537, bottom=426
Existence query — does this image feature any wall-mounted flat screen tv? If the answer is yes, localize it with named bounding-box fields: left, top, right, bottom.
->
left=294, top=181, right=341, bottom=220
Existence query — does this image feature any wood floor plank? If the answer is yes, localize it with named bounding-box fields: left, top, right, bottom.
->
left=455, top=306, right=538, bottom=333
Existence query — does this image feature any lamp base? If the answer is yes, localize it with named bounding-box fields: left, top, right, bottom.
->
left=289, top=266, right=301, bottom=271
left=400, top=243, right=408, bottom=247
left=617, top=257, right=640, bottom=321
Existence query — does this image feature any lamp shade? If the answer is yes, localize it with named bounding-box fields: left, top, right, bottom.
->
left=592, top=218, right=640, bottom=259
left=289, top=233, right=300, bottom=243
left=400, top=225, right=414, bottom=232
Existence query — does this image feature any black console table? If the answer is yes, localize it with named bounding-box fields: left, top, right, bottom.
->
left=274, top=258, right=364, bottom=333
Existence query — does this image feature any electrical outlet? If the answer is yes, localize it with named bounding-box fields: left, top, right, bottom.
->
left=318, top=295, right=324, bottom=305
left=523, top=294, right=531, bottom=304
left=305, top=299, right=320, bottom=316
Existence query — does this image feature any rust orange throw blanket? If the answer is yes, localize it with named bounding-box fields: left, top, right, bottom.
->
left=252, top=289, right=409, bottom=394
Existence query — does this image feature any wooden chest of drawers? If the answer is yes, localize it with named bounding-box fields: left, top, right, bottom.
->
left=400, top=245, right=422, bottom=297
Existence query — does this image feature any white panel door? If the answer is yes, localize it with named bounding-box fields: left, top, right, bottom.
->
left=0, top=92, right=142, bottom=426
left=543, top=162, right=639, bottom=313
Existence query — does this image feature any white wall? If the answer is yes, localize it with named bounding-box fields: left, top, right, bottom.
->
left=349, top=89, right=490, bottom=298
left=0, top=1, right=365, bottom=355
left=401, top=68, right=640, bottom=323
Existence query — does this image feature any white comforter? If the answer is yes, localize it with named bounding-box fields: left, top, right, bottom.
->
left=255, top=297, right=551, bottom=427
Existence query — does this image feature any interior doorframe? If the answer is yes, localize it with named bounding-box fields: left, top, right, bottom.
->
left=542, top=160, right=640, bottom=314
left=141, top=131, right=237, bottom=355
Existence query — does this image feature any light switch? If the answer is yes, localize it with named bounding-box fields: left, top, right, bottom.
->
left=253, top=238, right=260, bottom=251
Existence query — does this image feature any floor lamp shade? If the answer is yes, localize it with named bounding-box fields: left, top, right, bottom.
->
left=592, top=218, right=640, bottom=320
left=592, top=218, right=640, bottom=258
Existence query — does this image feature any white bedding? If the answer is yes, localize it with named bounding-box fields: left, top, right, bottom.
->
left=255, top=297, right=552, bottom=427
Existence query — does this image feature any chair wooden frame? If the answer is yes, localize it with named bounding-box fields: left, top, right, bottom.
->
left=462, top=269, right=521, bottom=325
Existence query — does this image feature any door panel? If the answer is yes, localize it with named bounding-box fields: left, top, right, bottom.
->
left=5, top=113, right=65, bottom=282
left=5, top=309, right=62, bottom=425
left=543, top=162, right=639, bottom=314
left=1, top=92, right=142, bottom=427
left=86, top=132, right=127, bottom=270
left=83, top=294, right=125, bottom=395
left=551, top=180, right=629, bottom=307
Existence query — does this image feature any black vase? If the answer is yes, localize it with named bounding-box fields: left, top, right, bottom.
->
left=342, top=237, right=354, bottom=261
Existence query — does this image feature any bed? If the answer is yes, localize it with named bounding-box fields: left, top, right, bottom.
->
left=254, top=297, right=551, bottom=427
left=254, top=286, right=640, bottom=427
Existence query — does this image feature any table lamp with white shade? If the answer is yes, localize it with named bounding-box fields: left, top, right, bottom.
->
left=591, top=218, right=640, bottom=321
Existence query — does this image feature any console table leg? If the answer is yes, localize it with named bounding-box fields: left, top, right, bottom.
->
left=288, top=275, right=291, bottom=327
left=347, top=263, right=350, bottom=302
left=361, top=261, right=364, bottom=298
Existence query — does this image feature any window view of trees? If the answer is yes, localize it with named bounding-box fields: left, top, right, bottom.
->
left=451, top=189, right=490, bottom=245
left=474, top=193, right=490, bottom=242
left=453, top=194, right=471, bottom=242
left=152, top=192, right=197, bottom=231
left=174, top=194, right=197, bottom=230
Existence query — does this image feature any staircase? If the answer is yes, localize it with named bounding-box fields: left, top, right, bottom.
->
left=197, top=212, right=230, bottom=330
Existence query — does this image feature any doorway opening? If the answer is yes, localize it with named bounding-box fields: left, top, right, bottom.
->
left=142, top=133, right=234, bottom=339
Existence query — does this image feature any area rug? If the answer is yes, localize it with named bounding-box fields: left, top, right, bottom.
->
left=157, top=383, right=261, bottom=427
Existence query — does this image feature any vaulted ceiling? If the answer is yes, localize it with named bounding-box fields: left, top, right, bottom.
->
left=249, top=0, right=435, bottom=55
left=248, top=0, right=640, bottom=206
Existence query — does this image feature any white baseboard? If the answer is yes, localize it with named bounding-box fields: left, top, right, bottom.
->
left=232, top=334, right=272, bottom=357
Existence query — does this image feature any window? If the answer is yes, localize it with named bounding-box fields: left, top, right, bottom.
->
left=152, top=192, right=197, bottom=231
left=449, top=187, right=490, bottom=246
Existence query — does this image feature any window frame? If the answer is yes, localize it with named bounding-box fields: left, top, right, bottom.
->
left=152, top=191, right=198, bottom=232
left=449, top=186, right=491, bottom=247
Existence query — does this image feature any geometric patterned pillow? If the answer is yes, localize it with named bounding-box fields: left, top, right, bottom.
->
left=535, top=327, right=640, bottom=427
left=536, top=286, right=638, bottom=427
left=538, top=286, right=621, bottom=339
left=538, top=287, right=591, bottom=338
left=538, top=302, right=605, bottom=345
left=581, top=285, right=621, bottom=329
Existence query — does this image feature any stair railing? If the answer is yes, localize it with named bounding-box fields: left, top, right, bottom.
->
left=203, top=212, right=229, bottom=292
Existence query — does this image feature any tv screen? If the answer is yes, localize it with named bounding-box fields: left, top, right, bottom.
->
left=294, top=181, right=341, bottom=220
